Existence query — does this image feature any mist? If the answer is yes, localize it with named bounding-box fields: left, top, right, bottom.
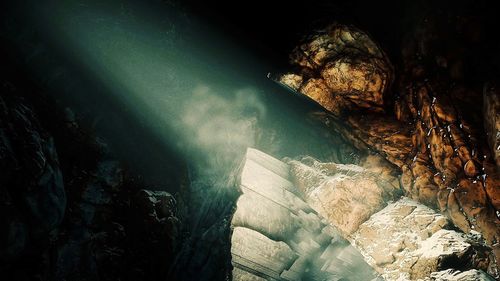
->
left=1, top=0, right=357, bottom=279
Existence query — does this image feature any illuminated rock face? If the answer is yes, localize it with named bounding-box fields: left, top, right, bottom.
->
left=286, top=156, right=399, bottom=236
left=233, top=149, right=496, bottom=280
left=425, top=269, right=495, bottom=281
left=279, top=23, right=500, bottom=269
left=352, top=198, right=491, bottom=280
left=231, top=148, right=381, bottom=281
left=285, top=156, right=495, bottom=280
left=284, top=24, right=393, bottom=114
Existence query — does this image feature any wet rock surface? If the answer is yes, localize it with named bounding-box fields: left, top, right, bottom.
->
left=286, top=156, right=496, bottom=280
left=279, top=18, right=500, bottom=270
left=484, top=83, right=500, bottom=169
left=287, top=155, right=399, bottom=236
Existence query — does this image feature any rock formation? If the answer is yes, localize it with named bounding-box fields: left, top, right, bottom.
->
left=287, top=156, right=400, bottom=236
left=231, top=148, right=381, bottom=281
left=0, top=77, right=182, bottom=280
left=425, top=269, right=495, bottom=281
left=0, top=85, right=66, bottom=265
left=353, top=199, right=491, bottom=280
left=232, top=149, right=497, bottom=280
left=286, top=154, right=496, bottom=280
left=278, top=22, right=500, bottom=272
left=484, top=84, right=500, bottom=169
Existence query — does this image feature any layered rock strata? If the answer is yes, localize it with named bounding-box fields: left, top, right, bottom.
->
left=231, top=148, right=381, bottom=281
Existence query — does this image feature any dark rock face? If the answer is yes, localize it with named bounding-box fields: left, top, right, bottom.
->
left=0, top=83, right=66, bottom=265
left=0, top=78, right=183, bottom=280
left=130, top=189, right=179, bottom=279
left=231, top=149, right=383, bottom=280
left=48, top=130, right=181, bottom=281
left=484, top=83, right=500, bottom=169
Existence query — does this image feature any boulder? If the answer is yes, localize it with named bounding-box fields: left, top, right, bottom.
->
left=425, top=269, right=495, bottom=281
left=133, top=189, right=178, bottom=243
left=231, top=148, right=382, bottom=281
left=279, top=21, right=500, bottom=267
left=287, top=156, right=399, bottom=236
left=352, top=198, right=492, bottom=280
left=283, top=24, right=393, bottom=113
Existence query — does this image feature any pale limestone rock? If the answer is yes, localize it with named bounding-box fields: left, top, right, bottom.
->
left=231, top=227, right=298, bottom=280
left=352, top=198, right=491, bottom=280
left=287, top=156, right=398, bottom=236
left=412, top=230, right=483, bottom=279
left=232, top=149, right=494, bottom=280
left=231, top=148, right=381, bottom=281
left=232, top=267, right=267, bottom=281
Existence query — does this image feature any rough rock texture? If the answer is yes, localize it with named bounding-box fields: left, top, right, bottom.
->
left=286, top=155, right=400, bottom=236
left=52, top=136, right=181, bottom=281
left=130, top=189, right=179, bottom=279
left=395, top=81, right=500, bottom=263
left=231, top=148, right=381, bottom=281
left=285, top=156, right=495, bottom=280
left=284, top=24, right=393, bottom=113
left=0, top=85, right=66, bottom=266
left=484, top=83, right=500, bottom=169
left=279, top=22, right=500, bottom=270
left=395, top=12, right=500, bottom=265
left=280, top=24, right=410, bottom=166
left=0, top=77, right=182, bottom=280
left=425, top=269, right=495, bottom=281
left=352, top=198, right=492, bottom=280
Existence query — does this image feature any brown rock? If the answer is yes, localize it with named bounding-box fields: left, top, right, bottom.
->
left=484, top=83, right=500, bottom=169
left=279, top=22, right=500, bottom=271
left=282, top=24, right=393, bottom=114
left=287, top=156, right=399, bottom=236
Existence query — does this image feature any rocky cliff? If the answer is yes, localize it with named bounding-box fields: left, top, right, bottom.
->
left=231, top=149, right=497, bottom=280
left=278, top=19, right=500, bottom=273
left=0, top=74, right=183, bottom=280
